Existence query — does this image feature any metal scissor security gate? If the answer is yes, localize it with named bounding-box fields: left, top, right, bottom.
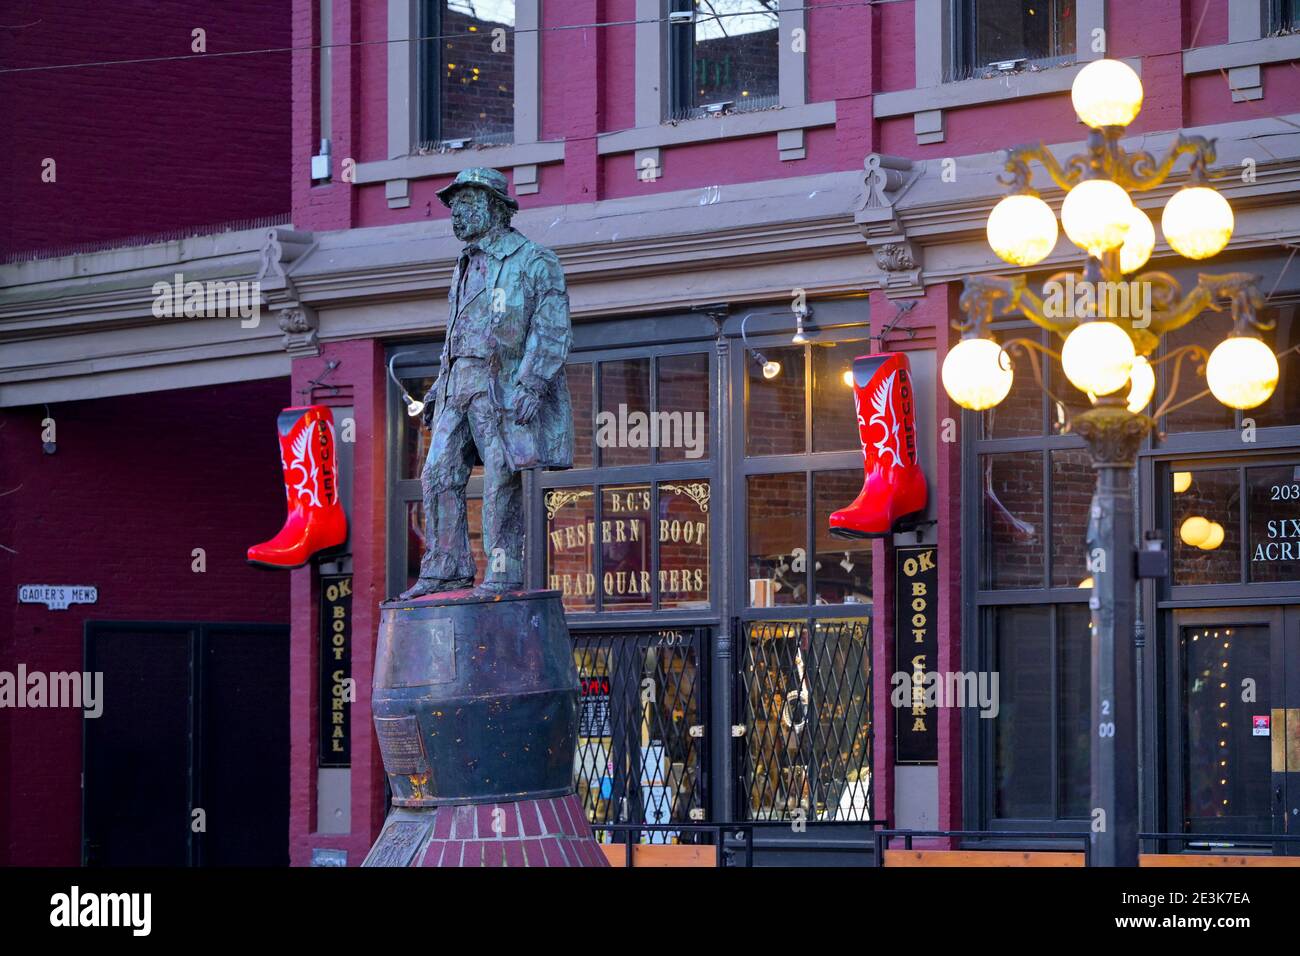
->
left=570, top=627, right=708, bottom=843
left=738, top=619, right=873, bottom=822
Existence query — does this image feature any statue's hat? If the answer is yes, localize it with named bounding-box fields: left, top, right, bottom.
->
left=436, top=167, right=519, bottom=211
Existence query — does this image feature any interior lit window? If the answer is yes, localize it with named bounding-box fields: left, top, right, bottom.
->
left=670, top=0, right=780, bottom=119
left=953, top=0, right=1076, bottom=81
left=419, top=0, right=516, bottom=147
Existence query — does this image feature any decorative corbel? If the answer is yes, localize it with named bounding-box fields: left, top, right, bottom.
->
left=855, top=154, right=924, bottom=299
left=276, top=305, right=320, bottom=357
left=256, top=227, right=314, bottom=298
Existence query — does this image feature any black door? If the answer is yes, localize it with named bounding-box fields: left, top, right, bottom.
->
left=83, top=622, right=289, bottom=866
left=1170, top=606, right=1299, bottom=852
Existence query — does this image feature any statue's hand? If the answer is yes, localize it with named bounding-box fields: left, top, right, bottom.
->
left=513, top=385, right=541, bottom=425
left=420, top=384, right=439, bottom=427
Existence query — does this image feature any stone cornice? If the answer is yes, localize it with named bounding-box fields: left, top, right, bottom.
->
left=4, top=113, right=1300, bottom=407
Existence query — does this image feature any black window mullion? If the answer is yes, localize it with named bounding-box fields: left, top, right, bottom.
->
left=651, top=481, right=661, bottom=612
left=594, top=482, right=605, bottom=613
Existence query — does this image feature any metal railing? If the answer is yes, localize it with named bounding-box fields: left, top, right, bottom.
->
left=1139, top=832, right=1300, bottom=856
left=591, top=823, right=756, bottom=867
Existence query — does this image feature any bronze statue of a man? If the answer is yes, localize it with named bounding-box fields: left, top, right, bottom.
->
left=401, top=168, right=573, bottom=599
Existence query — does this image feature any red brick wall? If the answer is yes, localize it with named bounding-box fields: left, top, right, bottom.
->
left=0, top=377, right=292, bottom=865
left=0, top=0, right=291, bottom=257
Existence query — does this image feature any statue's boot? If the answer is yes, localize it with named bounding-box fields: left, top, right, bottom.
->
left=247, top=405, right=348, bottom=568
left=399, top=576, right=475, bottom=600
left=471, top=580, right=523, bottom=597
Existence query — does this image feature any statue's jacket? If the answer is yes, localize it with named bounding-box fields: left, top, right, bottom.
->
left=429, top=226, right=574, bottom=471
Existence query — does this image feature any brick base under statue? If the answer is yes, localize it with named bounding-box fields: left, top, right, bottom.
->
left=364, top=794, right=608, bottom=867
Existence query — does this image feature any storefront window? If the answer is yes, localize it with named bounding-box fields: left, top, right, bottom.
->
left=545, top=480, right=712, bottom=613
left=568, top=362, right=594, bottom=469
left=992, top=604, right=1090, bottom=820
left=545, top=487, right=596, bottom=611
left=571, top=628, right=706, bottom=838
left=983, top=451, right=1045, bottom=589
left=1172, top=468, right=1241, bottom=586
left=740, top=618, right=872, bottom=821
left=659, top=482, right=710, bottom=609
left=747, top=473, right=807, bottom=606
left=656, top=353, right=710, bottom=462
left=1164, top=316, right=1237, bottom=433
left=982, top=328, right=1044, bottom=439
left=1050, top=449, right=1093, bottom=588
left=599, top=358, right=652, bottom=467
left=811, top=341, right=868, bottom=453
left=601, top=485, right=652, bottom=611
left=746, top=345, right=806, bottom=456
left=1247, top=463, right=1300, bottom=582
left=1252, top=305, right=1298, bottom=429
left=400, top=375, right=435, bottom=479
left=812, top=470, right=872, bottom=605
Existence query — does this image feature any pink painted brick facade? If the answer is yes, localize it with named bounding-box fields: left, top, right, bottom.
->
left=1, top=0, right=291, bottom=257
left=0, top=378, right=292, bottom=865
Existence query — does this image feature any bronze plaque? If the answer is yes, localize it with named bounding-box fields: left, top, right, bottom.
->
left=377, top=618, right=455, bottom=688
left=365, top=819, right=431, bottom=867
left=375, top=715, right=430, bottom=775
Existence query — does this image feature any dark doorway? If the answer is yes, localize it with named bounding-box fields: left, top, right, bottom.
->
left=1169, top=607, right=1300, bottom=852
left=83, top=622, right=289, bottom=866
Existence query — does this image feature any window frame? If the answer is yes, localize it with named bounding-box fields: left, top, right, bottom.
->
left=536, top=340, right=721, bottom=623
left=961, top=320, right=1093, bottom=833
left=950, top=0, right=1079, bottom=83
left=732, top=328, right=877, bottom=624
left=361, top=0, right=551, bottom=207
left=667, top=0, right=783, bottom=121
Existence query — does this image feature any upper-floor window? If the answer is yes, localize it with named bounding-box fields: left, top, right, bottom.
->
left=952, top=0, right=1076, bottom=81
left=669, top=0, right=780, bottom=120
left=419, top=0, right=515, bottom=147
left=1271, top=0, right=1300, bottom=34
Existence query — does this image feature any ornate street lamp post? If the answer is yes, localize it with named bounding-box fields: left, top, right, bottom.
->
left=941, top=59, right=1281, bottom=867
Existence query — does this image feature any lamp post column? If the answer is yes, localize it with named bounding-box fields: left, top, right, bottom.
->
left=1073, top=396, right=1150, bottom=867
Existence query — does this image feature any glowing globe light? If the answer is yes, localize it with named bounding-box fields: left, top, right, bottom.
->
left=762, top=360, right=781, bottom=380
left=1125, top=355, right=1156, bottom=413
left=1197, top=521, right=1226, bottom=551
left=1118, top=205, right=1156, bottom=274
left=1172, top=471, right=1192, bottom=493
left=1162, top=186, right=1234, bottom=260
left=1180, top=515, right=1211, bottom=547
left=1061, top=320, right=1135, bottom=396
left=1206, top=335, right=1279, bottom=409
left=1071, top=58, right=1144, bottom=129
left=987, top=193, right=1059, bottom=267
left=1061, top=179, right=1134, bottom=256
left=941, top=337, right=1014, bottom=411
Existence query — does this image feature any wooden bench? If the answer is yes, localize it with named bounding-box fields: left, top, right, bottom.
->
left=600, top=844, right=716, bottom=867
left=883, top=849, right=1084, bottom=867
left=1140, top=853, right=1300, bottom=867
